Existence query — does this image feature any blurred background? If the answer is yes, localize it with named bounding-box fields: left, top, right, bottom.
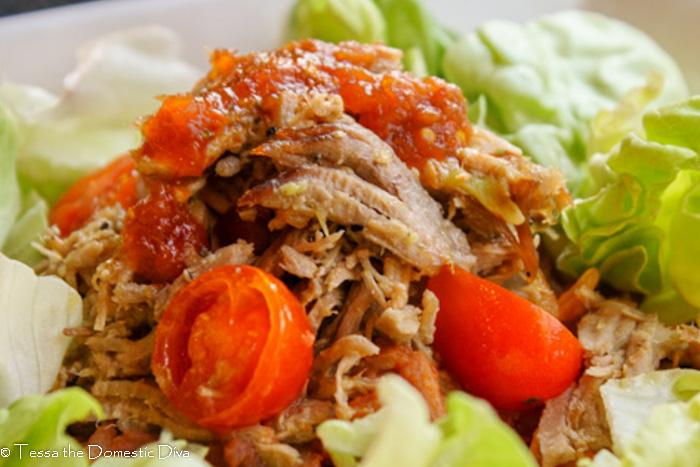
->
left=0, top=0, right=96, bottom=16
left=0, top=0, right=697, bottom=94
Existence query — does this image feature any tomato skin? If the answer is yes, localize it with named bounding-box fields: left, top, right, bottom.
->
left=428, top=266, right=583, bottom=411
left=152, top=265, right=315, bottom=430
left=49, top=154, right=140, bottom=236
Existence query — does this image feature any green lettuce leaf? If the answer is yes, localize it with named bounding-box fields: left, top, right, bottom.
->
left=317, top=374, right=536, bottom=467
left=289, top=0, right=455, bottom=76
left=2, top=185, right=48, bottom=266
left=583, top=370, right=700, bottom=467
left=559, top=96, right=700, bottom=323
left=432, top=392, right=536, bottom=467
left=370, top=0, right=455, bottom=77
left=289, top=0, right=387, bottom=45
left=317, top=374, right=442, bottom=467
left=0, top=104, right=21, bottom=252
left=442, top=10, right=688, bottom=195
left=0, top=391, right=207, bottom=467
left=587, top=70, right=664, bottom=158
left=0, top=387, right=102, bottom=466
left=0, top=253, right=82, bottom=407
left=0, top=26, right=200, bottom=205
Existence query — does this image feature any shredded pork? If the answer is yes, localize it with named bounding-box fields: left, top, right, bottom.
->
left=37, top=40, right=619, bottom=467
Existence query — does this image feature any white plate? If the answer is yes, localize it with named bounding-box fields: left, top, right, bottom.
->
left=0, top=0, right=698, bottom=94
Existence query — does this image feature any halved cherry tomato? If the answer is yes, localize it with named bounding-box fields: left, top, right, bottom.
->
left=152, top=265, right=315, bottom=430
left=428, top=266, right=583, bottom=411
left=49, top=154, right=140, bottom=236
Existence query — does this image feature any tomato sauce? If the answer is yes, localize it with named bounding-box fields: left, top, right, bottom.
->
left=336, top=69, right=470, bottom=169
left=139, top=94, right=229, bottom=179
left=122, top=184, right=208, bottom=283
left=50, top=154, right=140, bottom=236
left=135, top=40, right=471, bottom=178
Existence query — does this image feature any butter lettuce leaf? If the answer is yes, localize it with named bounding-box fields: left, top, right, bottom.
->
left=559, top=96, right=700, bottom=323
left=317, top=375, right=536, bottom=467
left=370, top=0, right=456, bottom=77
left=432, top=392, right=536, bottom=467
left=599, top=369, right=700, bottom=452
left=290, top=0, right=387, bottom=45
left=0, top=26, right=199, bottom=267
left=289, top=0, right=455, bottom=76
left=0, top=253, right=82, bottom=407
left=442, top=11, right=688, bottom=195
left=317, top=374, right=442, bottom=467
left=584, top=370, right=700, bottom=467
left=0, top=26, right=200, bottom=206
left=0, top=104, right=21, bottom=253
left=0, top=389, right=208, bottom=467
left=0, top=387, right=102, bottom=466
left=2, top=186, right=49, bottom=266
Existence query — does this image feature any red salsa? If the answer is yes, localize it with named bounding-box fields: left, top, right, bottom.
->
left=134, top=40, right=471, bottom=178
left=122, top=184, right=209, bottom=283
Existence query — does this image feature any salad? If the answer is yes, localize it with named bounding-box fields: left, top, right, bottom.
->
left=1, top=1, right=700, bottom=466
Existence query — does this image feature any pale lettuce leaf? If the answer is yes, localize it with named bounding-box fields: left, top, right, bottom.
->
left=2, top=187, right=48, bottom=266
left=432, top=392, right=536, bottom=467
left=0, top=26, right=200, bottom=205
left=318, top=374, right=442, bottom=467
left=371, top=0, right=456, bottom=77
left=317, top=375, right=536, bottom=467
left=0, top=104, right=21, bottom=251
left=584, top=370, right=700, bottom=467
left=0, top=253, right=82, bottom=407
left=0, top=389, right=208, bottom=467
left=599, top=369, right=700, bottom=452
left=587, top=70, right=664, bottom=158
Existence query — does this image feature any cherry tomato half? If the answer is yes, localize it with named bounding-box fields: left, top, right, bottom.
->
left=49, top=154, right=140, bottom=236
left=428, top=266, right=583, bottom=411
left=152, top=265, right=315, bottom=430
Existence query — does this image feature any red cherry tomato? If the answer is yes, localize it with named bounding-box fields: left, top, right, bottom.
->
left=428, top=266, right=583, bottom=411
left=49, top=154, right=140, bottom=236
left=152, top=265, right=315, bottom=430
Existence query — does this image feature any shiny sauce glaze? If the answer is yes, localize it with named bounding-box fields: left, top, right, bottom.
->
left=125, top=40, right=472, bottom=283
left=123, top=183, right=209, bottom=283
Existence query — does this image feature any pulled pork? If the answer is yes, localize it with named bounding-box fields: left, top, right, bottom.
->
left=41, top=39, right=570, bottom=466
